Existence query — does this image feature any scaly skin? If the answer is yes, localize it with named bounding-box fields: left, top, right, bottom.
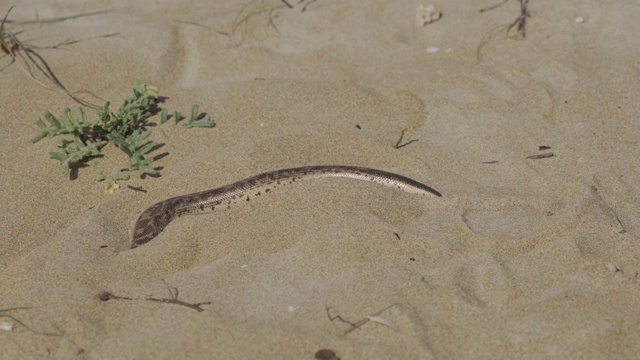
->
left=131, top=165, right=442, bottom=248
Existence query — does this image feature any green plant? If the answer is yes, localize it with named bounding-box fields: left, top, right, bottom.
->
left=5, top=7, right=215, bottom=187
left=0, top=307, right=61, bottom=336
left=31, top=82, right=215, bottom=182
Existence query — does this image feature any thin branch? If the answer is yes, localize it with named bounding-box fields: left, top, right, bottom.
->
left=145, top=280, right=212, bottom=312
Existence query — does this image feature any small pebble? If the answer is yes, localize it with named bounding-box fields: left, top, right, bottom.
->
left=0, top=321, right=14, bottom=332
left=315, top=349, right=340, bottom=360
left=426, top=46, right=440, bottom=54
left=415, top=4, right=442, bottom=27
left=575, top=16, right=585, bottom=24
left=606, top=262, right=621, bottom=273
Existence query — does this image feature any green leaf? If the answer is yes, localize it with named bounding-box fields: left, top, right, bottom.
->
left=32, top=117, right=47, bottom=129
left=65, top=143, right=80, bottom=153
left=124, top=130, right=140, bottom=147
left=133, top=141, right=157, bottom=158
left=31, top=118, right=49, bottom=143
left=72, top=133, right=86, bottom=147
left=48, top=151, right=67, bottom=162
left=48, top=151, right=70, bottom=174
left=31, top=132, right=47, bottom=143
left=112, top=172, right=130, bottom=180
left=127, top=130, right=151, bottom=147
left=186, top=117, right=215, bottom=128
left=159, top=108, right=168, bottom=125
left=79, top=107, right=88, bottom=125
left=98, top=101, right=111, bottom=122
left=106, top=132, right=133, bottom=157
left=57, top=138, right=74, bottom=149
left=64, top=108, right=78, bottom=127
left=42, top=111, right=61, bottom=129
left=137, top=130, right=152, bottom=142
left=181, top=104, right=215, bottom=128
left=93, top=172, right=106, bottom=182
left=189, top=104, right=199, bottom=123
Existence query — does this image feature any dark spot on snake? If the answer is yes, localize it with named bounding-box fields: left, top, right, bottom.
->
left=265, top=188, right=271, bottom=192
left=200, top=205, right=204, bottom=211
left=246, top=197, right=250, bottom=201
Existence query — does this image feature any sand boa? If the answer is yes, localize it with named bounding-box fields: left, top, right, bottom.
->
left=131, top=165, right=441, bottom=248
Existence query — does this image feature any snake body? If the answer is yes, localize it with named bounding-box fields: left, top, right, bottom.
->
left=131, top=165, right=442, bottom=248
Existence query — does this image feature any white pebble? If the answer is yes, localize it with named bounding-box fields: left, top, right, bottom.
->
left=606, top=262, right=621, bottom=273
left=575, top=17, right=585, bottom=24
left=0, top=321, right=14, bottom=332
left=426, top=46, right=440, bottom=54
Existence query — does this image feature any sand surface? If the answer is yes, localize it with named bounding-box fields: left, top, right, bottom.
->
left=1, top=0, right=639, bottom=358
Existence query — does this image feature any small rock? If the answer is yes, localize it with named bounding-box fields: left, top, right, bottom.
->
left=0, top=321, right=14, bottom=332
left=416, top=5, right=442, bottom=27
left=606, top=262, right=621, bottom=273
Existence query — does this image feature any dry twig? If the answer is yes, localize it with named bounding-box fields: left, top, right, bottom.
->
left=146, top=280, right=212, bottom=312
